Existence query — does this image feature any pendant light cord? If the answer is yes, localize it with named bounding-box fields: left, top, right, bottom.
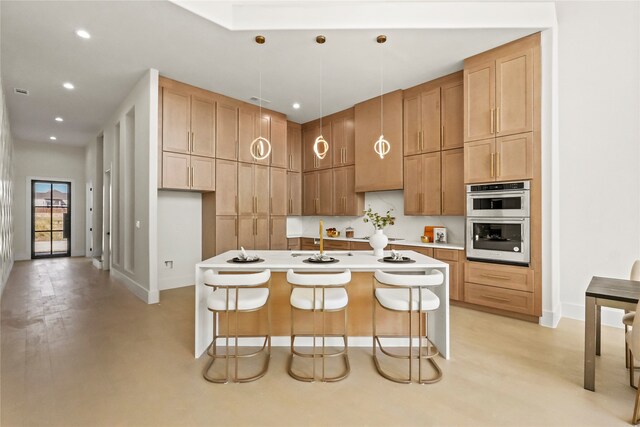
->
left=319, top=43, right=323, bottom=132
left=258, top=47, right=263, bottom=138
left=380, top=42, right=384, bottom=136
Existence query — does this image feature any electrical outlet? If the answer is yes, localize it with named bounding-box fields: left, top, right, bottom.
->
left=164, top=260, right=173, bottom=269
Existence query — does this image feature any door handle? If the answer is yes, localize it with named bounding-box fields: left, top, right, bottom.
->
left=496, top=107, right=501, bottom=133
left=441, top=126, right=444, bottom=147
left=490, top=153, right=495, bottom=178
left=191, top=132, right=195, bottom=151
left=234, top=218, right=238, bottom=237
left=289, top=154, right=293, bottom=170
left=187, top=131, right=191, bottom=152
left=490, top=108, right=495, bottom=134
left=482, top=294, right=511, bottom=303
left=496, top=152, right=500, bottom=178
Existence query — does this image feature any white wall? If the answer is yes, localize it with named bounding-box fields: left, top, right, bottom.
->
left=0, top=76, right=14, bottom=295
left=557, top=1, right=640, bottom=326
left=12, top=140, right=86, bottom=260
left=157, top=191, right=201, bottom=290
left=291, top=190, right=466, bottom=245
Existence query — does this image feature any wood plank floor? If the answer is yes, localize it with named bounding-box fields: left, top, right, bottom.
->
left=1, top=257, right=637, bottom=426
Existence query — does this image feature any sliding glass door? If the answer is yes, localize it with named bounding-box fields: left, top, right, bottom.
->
left=31, top=180, right=71, bottom=258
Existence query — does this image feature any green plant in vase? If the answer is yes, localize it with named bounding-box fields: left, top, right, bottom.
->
left=363, top=207, right=395, bottom=257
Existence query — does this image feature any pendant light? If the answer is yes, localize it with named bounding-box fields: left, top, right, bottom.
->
left=250, top=35, right=272, bottom=161
left=313, top=35, right=329, bottom=160
left=373, top=35, right=391, bottom=160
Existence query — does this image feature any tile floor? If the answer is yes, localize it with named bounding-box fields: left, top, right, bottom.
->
left=1, top=257, right=637, bottom=426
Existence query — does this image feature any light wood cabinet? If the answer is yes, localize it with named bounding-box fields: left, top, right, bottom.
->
left=162, top=88, right=215, bottom=157
left=302, top=123, right=332, bottom=171
left=238, top=163, right=269, bottom=216
left=441, top=148, right=464, bottom=216
left=331, top=111, right=355, bottom=167
left=390, top=245, right=433, bottom=257
left=403, top=153, right=441, bottom=216
left=215, top=216, right=238, bottom=255
left=496, top=49, right=534, bottom=137
left=190, top=156, right=216, bottom=191
left=270, top=116, right=287, bottom=169
left=287, top=172, right=301, bottom=216
left=464, top=133, right=533, bottom=184
left=287, top=122, right=302, bottom=172
left=287, top=238, right=301, bottom=251
left=270, top=217, right=288, bottom=250
left=215, top=159, right=237, bottom=215
left=238, top=107, right=271, bottom=166
left=434, top=248, right=463, bottom=301
left=355, top=90, right=404, bottom=192
left=403, top=88, right=440, bottom=156
left=464, top=61, right=495, bottom=143
left=441, top=81, right=464, bottom=150
left=302, top=170, right=333, bottom=216
left=190, top=96, right=216, bottom=157
left=216, top=101, right=239, bottom=160
left=270, top=167, right=287, bottom=216
left=332, top=166, right=363, bottom=216
left=238, top=216, right=270, bottom=250
left=162, top=152, right=215, bottom=191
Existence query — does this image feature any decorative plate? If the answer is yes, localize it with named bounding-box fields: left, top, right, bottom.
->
left=380, top=257, right=415, bottom=263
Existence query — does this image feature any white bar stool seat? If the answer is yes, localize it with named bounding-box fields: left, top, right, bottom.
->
left=202, top=269, right=271, bottom=384
left=287, top=269, right=351, bottom=382
left=373, top=269, right=444, bottom=384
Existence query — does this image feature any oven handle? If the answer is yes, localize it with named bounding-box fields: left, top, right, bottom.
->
left=468, top=191, right=526, bottom=198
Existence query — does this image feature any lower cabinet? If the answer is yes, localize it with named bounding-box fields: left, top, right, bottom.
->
left=287, top=238, right=301, bottom=251
left=463, top=261, right=535, bottom=315
left=433, top=248, right=463, bottom=301
left=162, top=152, right=216, bottom=191
left=270, top=216, right=287, bottom=250
left=215, top=216, right=238, bottom=255
left=238, top=216, right=270, bottom=250
left=390, top=244, right=433, bottom=257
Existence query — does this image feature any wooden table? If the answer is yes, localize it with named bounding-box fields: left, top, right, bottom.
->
left=584, top=276, right=640, bottom=391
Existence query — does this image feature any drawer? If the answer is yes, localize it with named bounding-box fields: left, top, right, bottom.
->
left=350, top=241, right=371, bottom=251
left=434, top=248, right=460, bottom=262
left=300, top=238, right=315, bottom=247
left=324, top=240, right=350, bottom=250
left=465, top=262, right=534, bottom=292
left=391, top=245, right=433, bottom=258
left=464, top=283, right=534, bottom=315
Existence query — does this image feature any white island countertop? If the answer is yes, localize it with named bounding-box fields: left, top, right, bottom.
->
left=195, top=250, right=450, bottom=360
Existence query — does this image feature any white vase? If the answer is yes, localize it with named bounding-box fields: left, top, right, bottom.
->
left=369, top=229, right=388, bottom=258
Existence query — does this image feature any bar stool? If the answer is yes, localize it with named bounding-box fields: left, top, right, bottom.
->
left=373, top=269, right=444, bottom=384
left=287, top=269, right=351, bottom=382
left=202, top=269, right=271, bottom=383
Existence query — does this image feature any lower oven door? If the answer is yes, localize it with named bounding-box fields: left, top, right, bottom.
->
left=466, top=217, right=530, bottom=266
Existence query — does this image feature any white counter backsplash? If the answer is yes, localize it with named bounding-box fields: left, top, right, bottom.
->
left=286, top=190, right=465, bottom=246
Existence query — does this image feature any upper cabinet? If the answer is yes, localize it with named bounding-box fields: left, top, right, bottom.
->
left=331, top=109, right=355, bottom=167
left=464, top=134, right=534, bottom=184
left=333, top=166, right=363, bottom=216
left=216, top=100, right=239, bottom=161
left=355, top=90, right=404, bottom=192
left=441, top=81, right=464, bottom=150
left=287, top=121, right=302, bottom=172
left=270, top=115, right=288, bottom=169
left=302, top=122, right=332, bottom=171
left=464, top=37, right=535, bottom=143
left=238, top=106, right=271, bottom=166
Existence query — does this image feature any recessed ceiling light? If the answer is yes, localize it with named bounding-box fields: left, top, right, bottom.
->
left=292, top=103, right=301, bottom=109
left=55, top=117, right=64, bottom=122
left=49, top=136, right=57, bottom=141
left=63, top=82, right=74, bottom=90
left=75, top=29, right=91, bottom=39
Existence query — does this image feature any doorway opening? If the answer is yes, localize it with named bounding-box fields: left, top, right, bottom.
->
left=31, top=180, right=71, bottom=258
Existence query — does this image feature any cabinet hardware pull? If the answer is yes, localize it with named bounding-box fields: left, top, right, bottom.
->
left=186, top=165, right=190, bottom=187
left=289, top=154, right=293, bottom=170
left=187, top=131, right=190, bottom=152
left=496, top=152, right=500, bottom=177
left=270, top=218, right=273, bottom=235
left=441, top=126, right=445, bottom=147
left=481, top=294, right=511, bottom=303
left=496, top=107, right=501, bottom=133
left=191, top=132, right=195, bottom=151
left=482, top=273, right=511, bottom=280
left=191, top=166, right=194, bottom=187
left=490, top=153, right=495, bottom=178
left=442, top=191, right=445, bottom=212
left=235, top=218, right=238, bottom=236
left=235, top=195, right=238, bottom=214
left=490, top=108, right=495, bottom=134
left=419, top=131, right=424, bottom=151
left=235, top=141, right=239, bottom=160
left=270, top=197, right=272, bottom=212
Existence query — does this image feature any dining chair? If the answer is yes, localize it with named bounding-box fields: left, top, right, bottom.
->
left=627, top=299, right=640, bottom=424
left=623, top=260, right=640, bottom=382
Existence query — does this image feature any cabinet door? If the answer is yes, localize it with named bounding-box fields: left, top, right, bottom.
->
left=254, top=164, right=270, bottom=216
left=421, top=152, right=441, bottom=215
left=439, top=259, right=461, bottom=301
left=333, top=167, right=347, bottom=216
left=215, top=216, right=238, bottom=255
left=190, top=96, right=215, bottom=157
left=237, top=162, right=254, bottom=215
left=162, top=88, right=190, bottom=154
left=190, top=155, right=216, bottom=192
left=403, top=155, right=422, bottom=215
left=237, top=216, right=255, bottom=250
left=216, top=101, right=238, bottom=160
left=403, top=93, right=422, bottom=156
left=288, top=172, right=302, bottom=216
left=317, top=168, right=333, bottom=216
left=441, top=148, right=464, bottom=216
left=270, top=117, right=287, bottom=169
left=254, top=113, right=271, bottom=166
left=496, top=50, right=533, bottom=137
left=270, top=216, right=287, bottom=250
left=464, top=61, right=495, bottom=142
left=464, top=138, right=495, bottom=184
left=421, top=88, right=441, bottom=153
left=317, top=123, right=332, bottom=169
left=255, top=217, right=270, bottom=250
left=343, top=114, right=355, bottom=165
left=495, top=133, right=533, bottom=181
left=441, top=81, right=464, bottom=150
left=270, top=167, right=287, bottom=216
left=332, top=117, right=346, bottom=167
left=302, top=125, right=318, bottom=172
left=342, top=166, right=361, bottom=216
left=238, top=106, right=256, bottom=164
left=302, top=172, right=318, bottom=215
left=162, top=152, right=190, bottom=190
left=287, top=122, right=302, bottom=172
left=215, top=159, right=237, bottom=215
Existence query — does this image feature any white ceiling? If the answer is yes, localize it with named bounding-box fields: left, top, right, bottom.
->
left=1, top=1, right=539, bottom=147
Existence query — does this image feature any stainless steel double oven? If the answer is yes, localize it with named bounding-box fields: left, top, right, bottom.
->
left=466, top=181, right=530, bottom=266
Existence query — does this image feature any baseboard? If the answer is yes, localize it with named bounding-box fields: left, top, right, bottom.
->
left=110, top=268, right=158, bottom=304
left=539, top=306, right=562, bottom=328
left=158, top=275, right=195, bottom=291
left=562, top=302, right=624, bottom=328
left=92, top=257, right=103, bottom=269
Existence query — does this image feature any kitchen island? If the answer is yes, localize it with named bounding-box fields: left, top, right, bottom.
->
left=194, top=250, right=450, bottom=359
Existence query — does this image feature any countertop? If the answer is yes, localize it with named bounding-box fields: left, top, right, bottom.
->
left=286, top=234, right=465, bottom=251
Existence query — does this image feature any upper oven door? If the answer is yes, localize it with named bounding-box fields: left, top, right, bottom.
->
left=466, top=217, right=530, bottom=265
left=466, top=190, right=530, bottom=217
